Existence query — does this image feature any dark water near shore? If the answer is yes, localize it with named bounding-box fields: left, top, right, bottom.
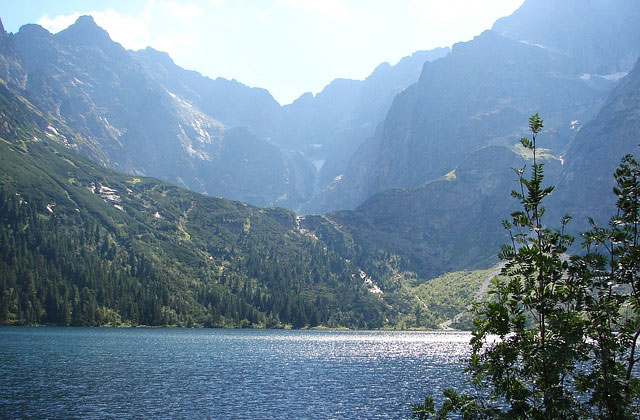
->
left=0, top=328, right=470, bottom=419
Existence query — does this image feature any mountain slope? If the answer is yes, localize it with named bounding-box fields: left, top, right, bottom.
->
left=284, top=48, right=450, bottom=212
left=493, top=0, right=640, bottom=75
left=0, top=79, right=421, bottom=329
left=1, top=16, right=451, bottom=212
left=132, top=46, right=281, bottom=139
left=313, top=30, right=610, bottom=212
left=319, top=145, right=561, bottom=279
left=1, top=16, right=306, bottom=208
left=553, top=57, right=640, bottom=230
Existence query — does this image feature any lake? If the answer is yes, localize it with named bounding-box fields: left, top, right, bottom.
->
left=0, top=328, right=471, bottom=419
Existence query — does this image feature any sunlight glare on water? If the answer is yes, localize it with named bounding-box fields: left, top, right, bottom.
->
left=0, top=328, right=471, bottom=420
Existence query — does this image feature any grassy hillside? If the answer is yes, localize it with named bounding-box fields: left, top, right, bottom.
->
left=413, top=268, right=497, bottom=329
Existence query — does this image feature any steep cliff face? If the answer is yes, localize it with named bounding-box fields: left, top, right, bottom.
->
left=132, top=46, right=281, bottom=138
left=311, top=30, right=611, bottom=212
left=3, top=16, right=307, bottom=207
left=0, top=18, right=25, bottom=89
left=493, top=0, right=640, bottom=75
left=328, top=57, right=640, bottom=278
left=278, top=48, right=450, bottom=149
left=282, top=48, right=450, bottom=211
left=554, top=58, right=640, bottom=230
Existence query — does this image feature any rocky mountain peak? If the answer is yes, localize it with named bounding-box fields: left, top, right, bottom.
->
left=56, top=15, right=114, bottom=47
left=139, top=47, right=175, bottom=67
left=16, top=23, right=53, bottom=40
left=0, top=18, right=9, bottom=50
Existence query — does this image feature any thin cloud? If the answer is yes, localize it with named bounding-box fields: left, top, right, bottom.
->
left=258, top=10, right=270, bottom=22
left=159, top=1, right=203, bottom=19
left=276, top=0, right=351, bottom=19
left=37, top=6, right=152, bottom=49
left=35, top=0, right=204, bottom=52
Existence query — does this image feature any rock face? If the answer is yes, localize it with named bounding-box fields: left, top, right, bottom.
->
left=328, top=54, right=640, bottom=276
left=311, top=29, right=613, bottom=213
left=132, top=46, right=281, bottom=138
left=0, top=15, right=447, bottom=210
left=277, top=48, right=450, bottom=209
left=554, top=57, right=640, bottom=231
left=0, top=16, right=308, bottom=207
left=493, top=0, right=640, bottom=75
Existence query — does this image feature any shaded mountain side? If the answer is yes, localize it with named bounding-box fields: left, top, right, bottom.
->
left=0, top=18, right=26, bottom=92
left=0, top=16, right=452, bottom=212
left=317, top=145, right=563, bottom=280
left=131, top=47, right=281, bottom=138
left=282, top=48, right=450, bottom=212
left=132, top=46, right=449, bottom=212
left=311, top=30, right=611, bottom=212
left=0, top=80, right=425, bottom=329
left=300, top=123, right=385, bottom=214
left=553, top=57, right=640, bottom=232
left=493, top=0, right=640, bottom=75
left=0, top=16, right=307, bottom=208
left=278, top=48, right=450, bottom=149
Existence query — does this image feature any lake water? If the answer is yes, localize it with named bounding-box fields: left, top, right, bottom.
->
left=0, top=328, right=471, bottom=419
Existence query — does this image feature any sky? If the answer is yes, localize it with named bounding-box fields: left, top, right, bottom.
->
left=0, top=0, right=525, bottom=105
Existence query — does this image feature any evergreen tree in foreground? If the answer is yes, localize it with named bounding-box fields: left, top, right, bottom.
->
left=413, top=115, right=640, bottom=419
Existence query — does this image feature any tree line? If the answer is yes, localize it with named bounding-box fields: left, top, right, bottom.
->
left=0, top=181, right=392, bottom=329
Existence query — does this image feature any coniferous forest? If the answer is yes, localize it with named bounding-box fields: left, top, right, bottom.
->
left=3, top=1, right=640, bottom=419
left=0, top=79, right=418, bottom=329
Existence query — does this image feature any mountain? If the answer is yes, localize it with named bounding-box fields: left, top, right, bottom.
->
left=283, top=48, right=450, bottom=212
left=0, top=16, right=309, bottom=208
left=0, top=78, right=429, bottom=328
left=318, top=145, right=562, bottom=279
left=311, top=29, right=613, bottom=212
left=278, top=49, right=449, bottom=150
left=553, top=57, right=640, bottom=231
left=0, top=16, right=453, bottom=212
left=131, top=46, right=281, bottom=139
left=493, top=0, right=640, bottom=75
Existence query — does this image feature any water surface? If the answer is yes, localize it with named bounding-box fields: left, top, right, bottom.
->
left=0, top=328, right=470, bottom=419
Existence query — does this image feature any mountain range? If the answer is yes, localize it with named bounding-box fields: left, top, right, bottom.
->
left=0, top=76, right=428, bottom=328
left=1, top=0, right=640, bottom=327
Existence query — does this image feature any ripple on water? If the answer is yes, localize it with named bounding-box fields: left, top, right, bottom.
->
left=0, top=328, right=472, bottom=420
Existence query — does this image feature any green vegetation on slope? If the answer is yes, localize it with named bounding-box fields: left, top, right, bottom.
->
left=413, top=268, right=494, bottom=329
left=0, top=82, right=407, bottom=328
left=0, top=78, right=495, bottom=330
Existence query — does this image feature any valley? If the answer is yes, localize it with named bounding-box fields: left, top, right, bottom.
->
left=1, top=0, right=640, bottom=330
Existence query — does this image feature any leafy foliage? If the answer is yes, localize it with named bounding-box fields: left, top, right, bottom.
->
left=569, top=154, right=640, bottom=418
left=414, top=115, right=640, bottom=419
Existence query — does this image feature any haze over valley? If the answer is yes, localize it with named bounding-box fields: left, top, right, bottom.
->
left=1, top=0, right=639, bottom=328
left=3, top=1, right=640, bottom=418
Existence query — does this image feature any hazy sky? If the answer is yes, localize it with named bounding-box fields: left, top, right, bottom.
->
left=1, top=0, right=525, bottom=104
